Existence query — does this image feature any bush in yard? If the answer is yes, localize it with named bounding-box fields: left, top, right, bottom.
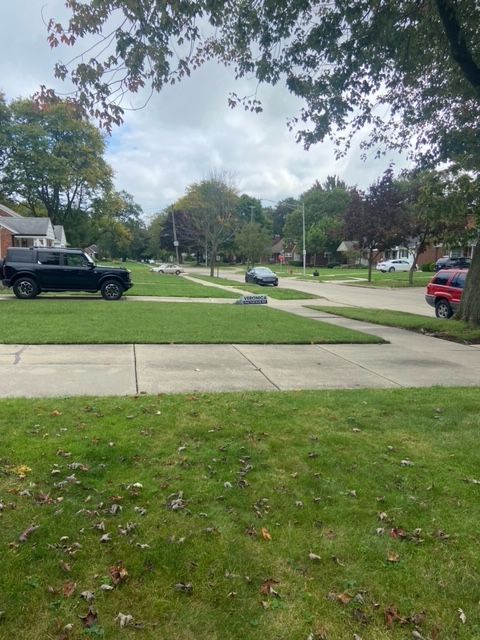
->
left=421, top=262, right=435, bottom=272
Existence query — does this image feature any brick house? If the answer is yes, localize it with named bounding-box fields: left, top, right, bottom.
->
left=0, top=204, right=67, bottom=257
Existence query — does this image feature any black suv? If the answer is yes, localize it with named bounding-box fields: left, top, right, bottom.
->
left=434, top=256, right=471, bottom=271
left=0, top=247, right=133, bottom=300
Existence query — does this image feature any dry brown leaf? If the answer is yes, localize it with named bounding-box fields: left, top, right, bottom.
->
left=62, top=581, right=77, bottom=598
left=110, top=564, right=128, bottom=585
left=79, top=606, right=98, bottom=629
left=51, top=410, right=63, bottom=417
left=384, top=605, right=402, bottom=626
left=260, top=527, right=272, bottom=541
left=387, top=552, right=400, bottom=563
left=260, top=579, right=280, bottom=597
left=336, top=592, right=352, bottom=605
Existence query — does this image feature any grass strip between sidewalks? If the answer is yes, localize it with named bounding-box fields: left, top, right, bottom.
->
left=188, top=275, right=319, bottom=299
left=1, top=388, right=479, bottom=639
left=0, top=300, right=383, bottom=344
left=308, top=306, right=480, bottom=344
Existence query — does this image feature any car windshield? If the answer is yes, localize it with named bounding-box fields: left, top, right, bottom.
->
left=85, top=253, right=95, bottom=266
left=255, top=268, right=274, bottom=275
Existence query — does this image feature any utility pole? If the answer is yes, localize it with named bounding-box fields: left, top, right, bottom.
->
left=302, top=200, right=306, bottom=276
left=172, top=210, right=180, bottom=263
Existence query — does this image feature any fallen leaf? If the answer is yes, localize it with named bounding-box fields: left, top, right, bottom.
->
left=100, top=533, right=111, bottom=543
left=116, top=612, right=134, bottom=628
left=308, top=553, right=321, bottom=561
left=260, top=527, right=271, bottom=541
left=458, top=608, right=466, bottom=624
left=19, top=524, right=40, bottom=542
left=387, top=552, right=400, bottom=563
left=100, top=584, right=114, bottom=591
left=14, top=465, right=32, bottom=478
left=79, top=606, right=98, bottom=629
left=80, top=590, right=95, bottom=602
left=260, top=579, right=280, bottom=597
left=384, top=605, right=402, bottom=626
left=110, top=565, right=128, bottom=585
left=400, top=459, right=414, bottom=467
left=336, top=592, right=352, bottom=605
left=174, top=582, right=193, bottom=594
left=62, top=581, right=77, bottom=598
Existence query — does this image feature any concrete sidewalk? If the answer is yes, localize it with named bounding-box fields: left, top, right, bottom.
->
left=0, top=307, right=478, bottom=398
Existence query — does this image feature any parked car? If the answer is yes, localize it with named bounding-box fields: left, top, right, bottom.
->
left=434, top=256, right=471, bottom=271
left=425, top=268, right=467, bottom=318
left=245, top=267, right=279, bottom=286
left=151, top=263, right=185, bottom=275
left=1, top=247, right=133, bottom=300
left=375, top=259, right=411, bottom=273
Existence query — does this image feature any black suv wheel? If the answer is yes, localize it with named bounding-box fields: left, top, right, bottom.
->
left=101, top=279, right=124, bottom=300
left=13, top=277, right=39, bottom=299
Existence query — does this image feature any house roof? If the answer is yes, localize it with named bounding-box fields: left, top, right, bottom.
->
left=271, top=238, right=284, bottom=253
left=0, top=204, right=22, bottom=218
left=337, top=240, right=358, bottom=252
left=0, top=217, right=54, bottom=237
left=54, top=225, right=66, bottom=241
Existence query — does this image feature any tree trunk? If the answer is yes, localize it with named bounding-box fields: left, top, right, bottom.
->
left=408, top=246, right=422, bottom=285
left=368, top=249, right=373, bottom=282
left=209, top=242, right=217, bottom=277
left=455, top=243, right=480, bottom=326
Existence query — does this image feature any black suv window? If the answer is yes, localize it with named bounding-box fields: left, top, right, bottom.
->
left=451, top=272, right=466, bottom=289
left=37, top=251, right=61, bottom=265
left=433, top=272, right=451, bottom=286
left=7, top=249, right=34, bottom=263
left=64, top=252, right=89, bottom=267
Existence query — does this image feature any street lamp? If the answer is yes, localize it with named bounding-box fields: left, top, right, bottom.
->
left=262, top=198, right=306, bottom=277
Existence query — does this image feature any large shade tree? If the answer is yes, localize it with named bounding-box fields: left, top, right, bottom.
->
left=344, top=169, right=409, bottom=282
left=47, top=0, right=480, bottom=323
left=174, top=174, right=239, bottom=276
left=1, top=97, right=112, bottom=225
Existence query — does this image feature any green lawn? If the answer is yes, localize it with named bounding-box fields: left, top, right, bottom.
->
left=241, top=265, right=432, bottom=288
left=0, top=300, right=383, bottom=344
left=1, top=388, right=479, bottom=639
left=188, top=275, right=319, bottom=300
left=310, top=306, right=480, bottom=344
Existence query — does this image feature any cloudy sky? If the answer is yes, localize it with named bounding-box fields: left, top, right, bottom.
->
left=0, top=0, right=410, bottom=217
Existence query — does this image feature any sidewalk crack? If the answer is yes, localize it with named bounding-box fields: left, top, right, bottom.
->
left=232, top=345, right=280, bottom=391
left=13, top=346, right=28, bottom=365
left=133, top=344, right=139, bottom=394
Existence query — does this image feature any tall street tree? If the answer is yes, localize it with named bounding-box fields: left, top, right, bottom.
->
left=47, top=0, right=480, bottom=323
left=235, top=222, right=272, bottom=267
left=175, top=173, right=239, bottom=276
left=344, top=169, right=409, bottom=282
left=1, top=97, right=112, bottom=226
left=399, top=169, right=474, bottom=285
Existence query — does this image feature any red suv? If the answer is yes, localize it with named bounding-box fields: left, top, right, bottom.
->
left=425, top=269, right=467, bottom=318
